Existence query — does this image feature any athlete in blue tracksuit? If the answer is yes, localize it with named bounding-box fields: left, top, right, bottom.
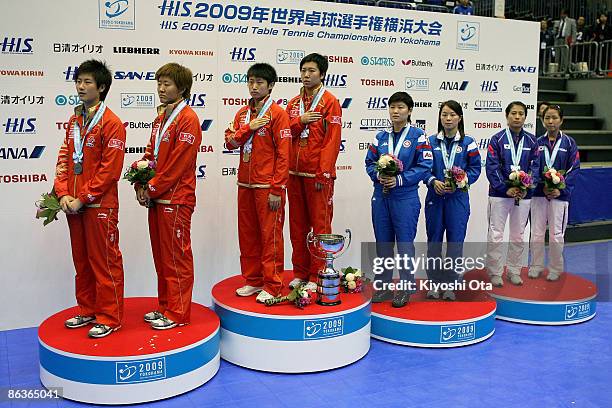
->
left=485, top=101, right=540, bottom=287
left=423, top=101, right=481, bottom=300
left=530, top=105, right=580, bottom=281
left=365, top=92, right=432, bottom=307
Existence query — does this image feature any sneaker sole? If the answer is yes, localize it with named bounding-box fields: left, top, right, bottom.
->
left=144, top=315, right=163, bottom=323
left=88, top=326, right=121, bottom=338
left=236, top=288, right=263, bottom=297
left=65, top=319, right=96, bottom=329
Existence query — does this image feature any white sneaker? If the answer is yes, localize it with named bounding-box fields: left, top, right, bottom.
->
left=65, top=315, right=95, bottom=329
left=143, top=311, right=164, bottom=323
left=442, top=290, right=456, bottom=301
left=490, top=275, right=503, bottom=287
left=255, top=290, right=275, bottom=303
left=547, top=272, right=561, bottom=281
left=236, top=285, right=263, bottom=297
left=289, top=278, right=306, bottom=289
left=303, top=281, right=318, bottom=292
left=88, top=324, right=120, bottom=338
left=528, top=268, right=543, bottom=279
left=427, top=290, right=441, bottom=299
left=151, top=316, right=178, bottom=330
left=507, top=273, right=523, bottom=286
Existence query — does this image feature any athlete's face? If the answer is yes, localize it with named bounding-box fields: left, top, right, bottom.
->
left=75, top=73, right=104, bottom=108
left=300, top=62, right=323, bottom=89
left=544, top=109, right=563, bottom=134
left=389, top=102, right=411, bottom=126
left=440, top=105, right=462, bottom=134
left=247, top=76, right=273, bottom=101
left=506, top=105, right=526, bottom=130
left=157, top=76, right=183, bottom=105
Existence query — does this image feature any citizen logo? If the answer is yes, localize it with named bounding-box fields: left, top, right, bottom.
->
left=359, top=118, right=392, bottom=131
left=113, top=47, right=160, bottom=55
left=474, top=100, right=503, bottom=112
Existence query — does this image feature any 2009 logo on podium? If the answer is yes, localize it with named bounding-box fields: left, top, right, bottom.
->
left=303, top=317, right=344, bottom=340
left=115, top=357, right=166, bottom=384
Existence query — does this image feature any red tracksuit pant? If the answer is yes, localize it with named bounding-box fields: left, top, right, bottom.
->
left=148, top=204, right=194, bottom=324
left=238, top=188, right=285, bottom=296
left=288, top=175, right=334, bottom=282
left=67, top=208, right=124, bottom=328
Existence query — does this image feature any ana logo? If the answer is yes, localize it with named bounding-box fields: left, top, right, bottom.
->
left=440, top=322, right=475, bottom=343
left=565, top=302, right=591, bottom=320
left=99, top=0, right=135, bottom=30
left=115, top=357, right=165, bottom=384
left=474, top=100, right=503, bottom=112
left=446, top=58, right=464, bottom=71
left=360, top=56, right=395, bottom=66
left=480, top=80, right=499, bottom=93
left=114, top=71, right=155, bottom=80
left=1, top=37, right=33, bottom=55
left=326, top=55, right=354, bottom=64
left=276, top=49, right=304, bottom=64
left=457, top=21, right=480, bottom=51
left=366, top=97, right=388, bottom=110
left=510, top=65, right=537, bottom=73
left=405, top=77, right=429, bottom=91
left=187, top=93, right=206, bottom=108
left=439, top=81, right=469, bottom=91
left=303, top=317, right=344, bottom=340
left=340, top=98, right=352, bottom=109
left=3, top=118, right=36, bottom=134
left=121, top=93, right=155, bottom=109
left=221, top=73, right=247, bottom=84
left=0, top=145, right=45, bottom=160
left=55, top=95, right=80, bottom=106
left=324, top=74, right=347, bottom=88
left=230, top=47, right=256, bottom=62
left=201, top=119, right=213, bottom=131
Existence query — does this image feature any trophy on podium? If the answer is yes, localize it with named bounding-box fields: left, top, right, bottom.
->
left=307, top=229, right=352, bottom=306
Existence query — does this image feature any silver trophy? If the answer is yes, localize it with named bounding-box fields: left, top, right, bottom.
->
left=307, top=229, right=352, bottom=306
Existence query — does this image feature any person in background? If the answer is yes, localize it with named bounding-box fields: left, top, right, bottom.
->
left=540, top=20, right=556, bottom=73
left=530, top=105, right=580, bottom=282
left=423, top=101, right=481, bottom=301
left=453, top=0, right=474, bottom=15
left=537, top=101, right=551, bottom=137
left=554, top=9, right=577, bottom=74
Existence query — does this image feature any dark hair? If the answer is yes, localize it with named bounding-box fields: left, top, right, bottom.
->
left=437, top=100, right=465, bottom=139
left=542, top=104, right=564, bottom=119
left=155, top=63, right=193, bottom=99
left=505, top=101, right=528, bottom=116
left=76, top=60, right=112, bottom=101
left=537, top=101, right=550, bottom=117
left=560, top=8, right=569, bottom=15
left=247, top=63, right=278, bottom=84
left=300, top=53, right=328, bottom=79
left=388, top=92, right=414, bottom=123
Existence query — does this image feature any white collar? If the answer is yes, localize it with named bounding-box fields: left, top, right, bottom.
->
left=436, top=132, right=461, bottom=142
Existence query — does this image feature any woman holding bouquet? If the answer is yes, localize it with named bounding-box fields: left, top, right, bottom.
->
left=423, top=101, right=481, bottom=300
left=365, top=92, right=433, bottom=307
left=530, top=105, right=580, bottom=281
left=485, top=102, right=540, bottom=287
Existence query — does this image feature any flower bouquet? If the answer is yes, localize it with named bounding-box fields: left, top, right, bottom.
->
left=264, top=283, right=314, bottom=309
left=375, top=154, right=403, bottom=194
left=35, top=190, right=61, bottom=226
left=124, top=160, right=156, bottom=186
left=542, top=166, right=566, bottom=193
left=340, top=266, right=364, bottom=293
left=506, top=170, right=534, bottom=206
left=444, top=166, right=470, bottom=192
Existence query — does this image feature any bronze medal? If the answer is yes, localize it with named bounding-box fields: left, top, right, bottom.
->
left=300, top=138, right=308, bottom=147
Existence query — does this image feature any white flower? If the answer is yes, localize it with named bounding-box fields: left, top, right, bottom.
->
left=345, top=273, right=355, bottom=282
left=552, top=175, right=560, bottom=184
left=347, top=281, right=356, bottom=290
left=509, top=171, right=518, bottom=181
left=301, top=290, right=310, bottom=298
left=354, top=269, right=362, bottom=277
left=457, top=179, right=467, bottom=188
left=549, top=168, right=558, bottom=175
left=136, top=160, right=149, bottom=169
left=378, top=155, right=392, bottom=168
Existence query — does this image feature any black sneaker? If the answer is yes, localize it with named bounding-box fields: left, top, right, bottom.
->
left=88, top=324, right=120, bottom=338
left=392, top=291, right=410, bottom=308
left=65, top=315, right=95, bottom=329
left=143, top=311, right=164, bottom=323
left=372, top=289, right=394, bottom=303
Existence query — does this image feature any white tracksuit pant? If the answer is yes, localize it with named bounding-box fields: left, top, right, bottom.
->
left=529, top=197, right=569, bottom=276
left=486, top=197, right=531, bottom=277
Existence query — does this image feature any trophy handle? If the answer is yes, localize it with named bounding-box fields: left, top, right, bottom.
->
left=307, top=230, right=327, bottom=260
left=333, top=229, right=352, bottom=259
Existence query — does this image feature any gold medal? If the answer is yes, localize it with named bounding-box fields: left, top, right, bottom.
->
left=243, top=151, right=251, bottom=162
left=300, top=138, right=308, bottom=147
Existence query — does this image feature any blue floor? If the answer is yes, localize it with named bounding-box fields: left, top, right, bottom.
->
left=2, top=241, right=611, bottom=408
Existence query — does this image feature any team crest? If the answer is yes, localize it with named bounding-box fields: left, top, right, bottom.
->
left=403, top=140, right=411, bottom=148
left=86, top=136, right=96, bottom=147
left=455, top=146, right=463, bottom=153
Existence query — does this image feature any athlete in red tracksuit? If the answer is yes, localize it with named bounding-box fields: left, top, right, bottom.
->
left=136, top=63, right=201, bottom=329
left=225, top=63, right=291, bottom=302
left=286, top=53, right=342, bottom=289
left=54, top=60, right=125, bottom=338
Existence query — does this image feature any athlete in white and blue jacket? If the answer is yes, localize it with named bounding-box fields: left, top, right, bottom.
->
left=530, top=105, right=580, bottom=281
left=365, top=92, right=432, bottom=307
left=423, top=101, right=481, bottom=300
left=485, top=101, right=541, bottom=287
